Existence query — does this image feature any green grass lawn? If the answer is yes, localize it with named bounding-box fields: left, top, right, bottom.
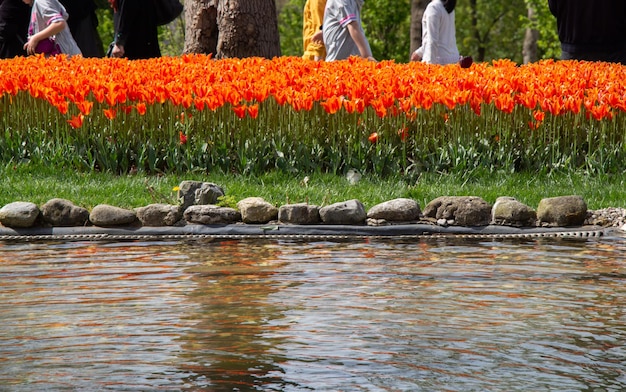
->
left=1, top=164, right=624, bottom=211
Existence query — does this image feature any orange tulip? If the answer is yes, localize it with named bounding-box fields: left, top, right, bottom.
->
left=135, top=102, right=147, bottom=115
left=232, top=105, right=247, bottom=119
left=103, top=108, right=117, bottom=120
left=67, top=114, right=84, bottom=129
left=76, top=100, right=93, bottom=115
left=247, top=104, right=259, bottom=119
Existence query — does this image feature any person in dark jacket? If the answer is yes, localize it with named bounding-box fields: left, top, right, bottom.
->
left=0, top=0, right=31, bottom=58
left=59, top=0, right=104, bottom=57
left=548, top=0, right=626, bottom=64
left=109, top=0, right=160, bottom=60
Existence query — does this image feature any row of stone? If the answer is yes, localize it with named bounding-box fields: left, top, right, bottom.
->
left=0, top=181, right=593, bottom=229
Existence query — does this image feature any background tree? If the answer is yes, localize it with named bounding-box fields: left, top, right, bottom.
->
left=183, top=0, right=218, bottom=55
left=216, top=0, right=281, bottom=58
left=522, top=5, right=538, bottom=64
left=410, top=0, right=429, bottom=55
left=522, top=0, right=559, bottom=60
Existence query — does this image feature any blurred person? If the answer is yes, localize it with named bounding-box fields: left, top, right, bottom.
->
left=108, top=0, right=160, bottom=59
left=302, top=0, right=326, bottom=61
left=411, top=0, right=459, bottom=65
left=322, top=0, right=375, bottom=62
left=548, top=0, right=626, bottom=64
left=22, top=0, right=81, bottom=57
left=0, top=0, right=31, bottom=57
left=59, top=0, right=104, bottom=57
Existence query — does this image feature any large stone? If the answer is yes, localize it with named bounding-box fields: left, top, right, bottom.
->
left=0, top=202, right=40, bottom=228
left=423, top=196, right=492, bottom=226
left=537, top=195, right=587, bottom=227
left=278, top=203, right=321, bottom=224
left=319, top=199, right=367, bottom=225
left=90, top=204, right=137, bottom=227
left=178, top=180, right=225, bottom=210
left=367, top=198, right=421, bottom=222
left=135, top=204, right=182, bottom=226
left=41, top=198, right=90, bottom=227
left=184, top=205, right=241, bottom=225
left=237, top=197, right=278, bottom=224
left=491, top=197, right=537, bottom=227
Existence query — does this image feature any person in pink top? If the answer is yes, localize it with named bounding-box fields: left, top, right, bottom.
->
left=22, top=0, right=81, bottom=56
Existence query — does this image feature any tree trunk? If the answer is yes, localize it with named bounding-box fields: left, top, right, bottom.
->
left=410, top=0, right=429, bottom=56
left=183, top=0, right=219, bottom=55
left=522, top=6, right=539, bottom=64
left=216, top=0, right=281, bottom=59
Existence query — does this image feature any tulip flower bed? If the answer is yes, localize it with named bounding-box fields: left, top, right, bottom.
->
left=1, top=55, right=625, bottom=176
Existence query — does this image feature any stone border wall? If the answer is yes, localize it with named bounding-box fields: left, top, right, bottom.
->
left=1, top=181, right=625, bottom=233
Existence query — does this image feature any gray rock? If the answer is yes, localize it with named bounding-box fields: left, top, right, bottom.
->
left=491, top=197, right=537, bottom=227
left=0, top=202, right=40, bottom=228
left=423, top=196, right=492, bottom=226
left=367, top=218, right=388, bottom=226
left=537, top=195, right=587, bottom=227
left=41, top=198, right=89, bottom=227
left=237, top=197, right=278, bottom=224
left=367, top=198, right=421, bottom=222
left=90, top=204, right=137, bottom=227
left=135, top=204, right=182, bottom=226
left=278, top=203, right=321, bottom=224
left=319, top=199, right=367, bottom=225
left=184, top=205, right=241, bottom=225
left=178, top=180, right=225, bottom=210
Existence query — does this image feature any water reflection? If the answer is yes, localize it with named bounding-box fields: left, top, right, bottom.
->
left=178, top=241, right=295, bottom=390
left=0, top=236, right=625, bottom=390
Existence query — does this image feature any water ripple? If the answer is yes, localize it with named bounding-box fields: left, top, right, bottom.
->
left=0, top=237, right=625, bottom=391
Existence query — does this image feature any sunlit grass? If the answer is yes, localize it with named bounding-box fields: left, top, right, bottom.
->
left=1, top=164, right=623, bottom=211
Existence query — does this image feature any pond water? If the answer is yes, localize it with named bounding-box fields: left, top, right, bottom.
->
left=1, top=235, right=625, bottom=391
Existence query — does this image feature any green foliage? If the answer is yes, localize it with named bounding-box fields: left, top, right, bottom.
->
left=95, top=6, right=114, bottom=51
left=360, top=0, right=411, bottom=61
left=2, top=88, right=625, bottom=179
left=455, top=0, right=527, bottom=63
left=216, top=195, right=238, bottom=209
left=279, top=0, right=306, bottom=58
left=522, top=0, right=560, bottom=60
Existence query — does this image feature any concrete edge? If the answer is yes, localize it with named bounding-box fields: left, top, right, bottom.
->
left=0, top=224, right=620, bottom=242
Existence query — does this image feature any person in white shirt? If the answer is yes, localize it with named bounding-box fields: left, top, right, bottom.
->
left=411, top=0, right=460, bottom=65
